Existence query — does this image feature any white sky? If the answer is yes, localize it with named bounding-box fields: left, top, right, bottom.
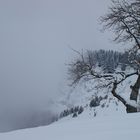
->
left=0, top=0, right=118, bottom=130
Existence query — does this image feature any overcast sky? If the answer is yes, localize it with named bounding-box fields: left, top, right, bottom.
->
left=0, top=0, right=116, bottom=131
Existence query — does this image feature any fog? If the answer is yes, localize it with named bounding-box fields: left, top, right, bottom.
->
left=0, top=0, right=114, bottom=131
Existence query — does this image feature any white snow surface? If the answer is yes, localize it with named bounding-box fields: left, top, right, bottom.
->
left=0, top=113, right=140, bottom=140
left=58, top=70, right=140, bottom=118
left=59, top=77, right=127, bottom=117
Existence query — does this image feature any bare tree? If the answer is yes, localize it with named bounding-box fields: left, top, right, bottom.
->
left=68, top=50, right=139, bottom=113
left=100, top=0, right=140, bottom=112
left=68, top=0, right=140, bottom=112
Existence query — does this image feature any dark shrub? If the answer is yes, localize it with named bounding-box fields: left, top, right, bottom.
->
left=89, top=97, right=100, bottom=107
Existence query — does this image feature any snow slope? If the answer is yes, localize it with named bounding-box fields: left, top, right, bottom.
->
left=0, top=113, right=140, bottom=140
left=58, top=77, right=127, bottom=119
left=58, top=68, right=139, bottom=120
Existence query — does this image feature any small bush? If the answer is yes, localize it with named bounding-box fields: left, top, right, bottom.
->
left=89, top=97, right=100, bottom=108
left=78, top=106, right=84, bottom=114
left=72, top=113, right=77, bottom=118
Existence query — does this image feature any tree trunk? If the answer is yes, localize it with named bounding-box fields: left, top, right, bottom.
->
left=126, top=104, right=137, bottom=113
left=128, top=74, right=140, bottom=112
left=130, top=74, right=140, bottom=101
left=111, top=80, right=138, bottom=113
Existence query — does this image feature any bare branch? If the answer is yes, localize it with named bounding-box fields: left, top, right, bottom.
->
left=101, top=0, right=140, bottom=49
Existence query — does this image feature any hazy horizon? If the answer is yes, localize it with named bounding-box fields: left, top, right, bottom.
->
left=0, top=0, right=119, bottom=131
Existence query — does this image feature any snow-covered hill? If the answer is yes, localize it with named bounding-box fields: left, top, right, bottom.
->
left=0, top=68, right=139, bottom=140
left=1, top=69, right=138, bottom=134
left=0, top=113, right=140, bottom=140
left=58, top=74, right=136, bottom=119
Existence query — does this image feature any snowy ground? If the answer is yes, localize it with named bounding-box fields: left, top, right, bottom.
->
left=0, top=113, right=140, bottom=140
